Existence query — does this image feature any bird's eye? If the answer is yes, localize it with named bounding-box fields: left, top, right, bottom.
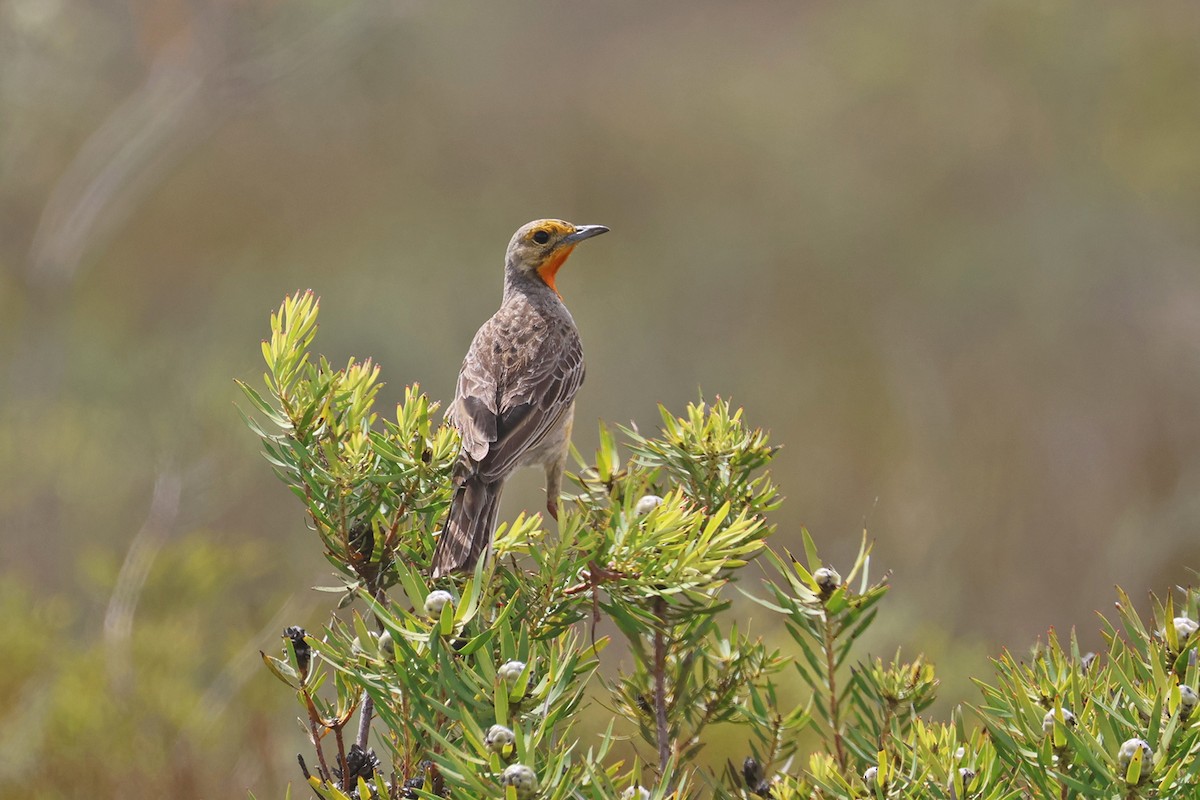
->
left=532, top=230, right=551, bottom=245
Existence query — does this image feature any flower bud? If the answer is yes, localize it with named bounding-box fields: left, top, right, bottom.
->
left=1174, top=617, right=1199, bottom=641
left=484, top=724, right=515, bottom=753
left=499, top=660, right=528, bottom=686
left=635, top=495, right=663, bottom=516
left=378, top=630, right=395, bottom=662
left=1117, top=738, right=1152, bottom=780
left=863, top=766, right=879, bottom=784
left=424, top=590, right=454, bottom=618
left=621, top=787, right=650, bottom=800
left=813, top=566, right=840, bottom=596
left=501, top=764, right=538, bottom=797
left=1042, top=708, right=1076, bottom=734
left=1181, top=684, right=1198, bottom=709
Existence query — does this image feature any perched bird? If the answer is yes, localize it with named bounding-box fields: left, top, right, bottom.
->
left=431, top=219, right=609, bottom=577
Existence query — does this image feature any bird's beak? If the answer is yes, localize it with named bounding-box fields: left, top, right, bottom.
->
left=562, top=225, right=609, bottom=245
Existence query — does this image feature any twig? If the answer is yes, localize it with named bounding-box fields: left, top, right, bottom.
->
left=299, top=692, right=359, bottom=791
left=822, top=610, right=846, bottom=771
left=653, top=597, right=671, bottom=771
left=355, top=587, right=389, bottom=753
left=355, top=695, right=374, bottom=754
left=301, top=687, right=333, bottom=783
left=333, top=722, right=349, bottom=791
left=682, top=670, right=742, bottom=755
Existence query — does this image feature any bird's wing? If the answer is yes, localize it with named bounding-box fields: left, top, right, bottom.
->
left=480, top=328, right=585, bottom=480
left=449, top=331, right=500, bottom=466
left=451, top=315, right=584, bottom=483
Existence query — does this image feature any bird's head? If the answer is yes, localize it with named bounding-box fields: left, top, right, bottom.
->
left=505, top=219, right=609, bottom=296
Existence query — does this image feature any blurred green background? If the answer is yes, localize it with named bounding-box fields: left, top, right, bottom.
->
left=3, top=0, right=1200, bottom=796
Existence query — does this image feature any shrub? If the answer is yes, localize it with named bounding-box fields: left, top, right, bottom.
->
left=244, top=292, right=1200, bottom=799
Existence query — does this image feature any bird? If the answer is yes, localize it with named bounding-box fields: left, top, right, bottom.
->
left=431, top=219, right=609, bottom=577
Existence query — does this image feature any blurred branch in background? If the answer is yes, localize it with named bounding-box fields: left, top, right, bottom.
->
left=104, top=467, right=182, bottom=693
left=27, top=0, right=404, bottom=290
left=12, top=0, right=409, bottom=399
left=27, top=31, right=212, bottom=291
left=191, top=591, right=314, bottom=736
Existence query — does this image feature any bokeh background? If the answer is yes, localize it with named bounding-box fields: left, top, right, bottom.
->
left=3, top=0, right=1200, bottom=796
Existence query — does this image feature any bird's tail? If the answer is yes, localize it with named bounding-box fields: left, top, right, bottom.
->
left=431, top=478, right=502, bottom=577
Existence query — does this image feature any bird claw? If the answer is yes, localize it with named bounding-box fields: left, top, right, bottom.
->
left=546, top=498, right=559, bottom=522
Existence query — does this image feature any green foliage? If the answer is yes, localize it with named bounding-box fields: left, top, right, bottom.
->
left=244, top=295, right=795, bottom=798
left=245, top=294, right=1200, bottom=800
left=975, top=588, right=1200, bottom=799
left=238, top=290, right=459, bottom=598
left=0, top=537, right=288, bottom=800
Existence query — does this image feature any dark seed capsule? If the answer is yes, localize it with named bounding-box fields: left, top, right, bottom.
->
left=284, top=626, right=311, bottom=673
left=743, top=757, right=763, bottom=787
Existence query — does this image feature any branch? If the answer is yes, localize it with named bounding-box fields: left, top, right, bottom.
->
left=301, top=686, right=333, bottom=784
left=353, top=587, right=389, bottom=753
left=822, top=609, right=846, bottom=772
left=653, top=597, right=671, bottom=772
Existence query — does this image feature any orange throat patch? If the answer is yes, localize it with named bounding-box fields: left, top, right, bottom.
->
left=536, top=245, right=576, bottom=296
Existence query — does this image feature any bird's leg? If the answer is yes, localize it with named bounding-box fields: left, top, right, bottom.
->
left=545, top=459, right=564, bottom=522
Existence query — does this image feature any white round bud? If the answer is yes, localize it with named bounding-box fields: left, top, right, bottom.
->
left=1117, top=738, right=1152, bottom=776
left=498, top=660, right=527, bottom=685
left=378, top=630, right=395, bottom=661
left=424, top=590, right=454, bottom=618
left=813, top=566, right=841, bottom=593
left=862, top=766, right=878, bottom=784
left=1174, top=617, right=1198, bottom=641
left=1042, top=708, right=1076, bottom=734
left=635, top=495, right=663, bottom=516
left=1180, top=685, right=1198, bottom=711
left=501, top=764, right=538, bottom=797
left=484, top=724, right=515, bottom=752
left=621, top=787, right=651, bottom=800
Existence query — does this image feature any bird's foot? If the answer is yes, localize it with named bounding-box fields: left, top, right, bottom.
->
left=546, top=498, right=559, bottom=522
